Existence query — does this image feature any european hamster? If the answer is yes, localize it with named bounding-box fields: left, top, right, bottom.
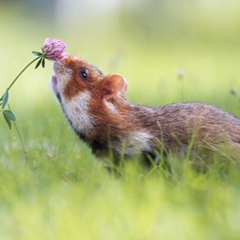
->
left=51, top=54, right=240, bottom=163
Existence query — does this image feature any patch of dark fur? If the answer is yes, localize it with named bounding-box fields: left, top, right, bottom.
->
left=56, top=92, right=62, bottom=103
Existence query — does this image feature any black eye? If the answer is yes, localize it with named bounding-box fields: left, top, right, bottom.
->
left=79, top=68, right=89, bottom=80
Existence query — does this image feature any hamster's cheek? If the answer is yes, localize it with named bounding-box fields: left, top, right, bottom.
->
left=62, top=91, right=94, bottom=134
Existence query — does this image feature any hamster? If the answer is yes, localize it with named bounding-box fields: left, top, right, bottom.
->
left=51, top=54, right=240, bottom=164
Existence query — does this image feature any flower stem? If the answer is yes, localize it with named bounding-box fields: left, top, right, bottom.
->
left=13, top=113, right=28, bottom=163
left=7, top=56, right=40, bottom=91
left=8, top=104, right=28, bottom=162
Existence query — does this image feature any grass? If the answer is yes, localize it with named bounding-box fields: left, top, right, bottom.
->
left=1, top=2, right=240, bottom=239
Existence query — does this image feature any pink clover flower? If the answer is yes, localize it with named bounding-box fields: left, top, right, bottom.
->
left=42, top=38, right=67, bottom=61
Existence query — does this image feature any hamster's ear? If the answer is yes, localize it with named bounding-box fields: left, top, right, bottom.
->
left=102, top=74, right=128, bottom=101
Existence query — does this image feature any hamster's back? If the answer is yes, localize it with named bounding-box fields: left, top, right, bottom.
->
left=150, top=102, right=240, bottom=158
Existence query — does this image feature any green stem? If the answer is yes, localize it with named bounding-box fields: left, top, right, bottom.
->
left=7, top=56, right=40, bottom=91
left=13, top=119, right=28, bottom=163
left=8, top=104, right=28, bottom=162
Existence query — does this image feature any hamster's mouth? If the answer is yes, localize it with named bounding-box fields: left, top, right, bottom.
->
left=51, top=75, right=58, bottom=93
left=51, top=75, right=62, bottom=103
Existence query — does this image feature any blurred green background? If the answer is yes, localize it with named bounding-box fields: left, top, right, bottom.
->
left=1, top=0, right=240, bottom=110
left=1, top=1, right=240, bottom=239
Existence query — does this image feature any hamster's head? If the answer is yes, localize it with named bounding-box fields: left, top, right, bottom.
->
left=51, top=54, right=128, bottom=135
left=52, top=54, right=103, bottom=103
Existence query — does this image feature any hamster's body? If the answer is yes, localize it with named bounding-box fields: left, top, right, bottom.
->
left=51, top=54, right=240, bottom=163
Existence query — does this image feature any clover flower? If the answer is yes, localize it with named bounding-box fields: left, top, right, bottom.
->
left=33, top=38, right=67, bottom=68
left=0, top=38, right=67, bottom=128
left=42, top=38, right=67, bottom=61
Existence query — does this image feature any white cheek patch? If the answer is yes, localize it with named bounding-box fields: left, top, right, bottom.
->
left=62, top=91, right=94, bottom=134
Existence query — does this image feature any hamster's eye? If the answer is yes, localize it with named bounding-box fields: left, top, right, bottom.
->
left=79, top=68, right=89, bottom=80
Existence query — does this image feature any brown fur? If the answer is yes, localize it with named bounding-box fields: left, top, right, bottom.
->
left=52, top=54, right=240, bottom=163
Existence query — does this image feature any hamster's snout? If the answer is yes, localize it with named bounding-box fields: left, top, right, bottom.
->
left=53, top=60, right=63, bottom=74
left=52, top=58, right=73, bottom=104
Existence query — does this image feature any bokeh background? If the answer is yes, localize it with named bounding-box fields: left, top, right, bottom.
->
left=1, top=0, right=240, bottom=148
left=1, top=0, right=240, bottom=110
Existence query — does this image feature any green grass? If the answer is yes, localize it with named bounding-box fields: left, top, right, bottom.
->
left=1, top=2, right=240, bottom=239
